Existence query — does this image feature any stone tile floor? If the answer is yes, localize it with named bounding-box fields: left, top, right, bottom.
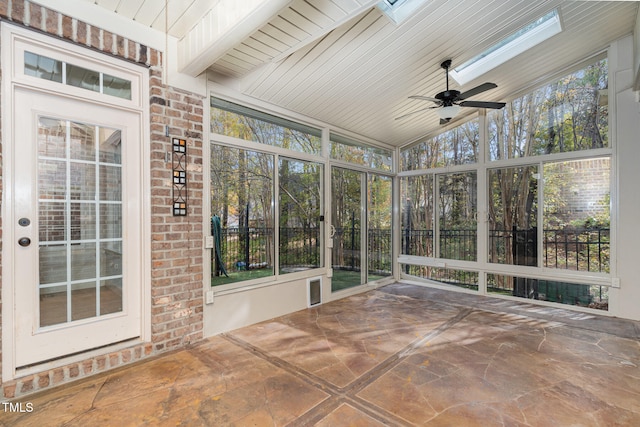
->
left=2, top=283, right=639, bottom=426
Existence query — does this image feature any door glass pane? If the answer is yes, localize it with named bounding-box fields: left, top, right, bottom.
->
left=100, top=279, right=123, bottom=315
left=39, top=202, right=66, bottom=242
left=40, top=286, right=67, bottom=327
left=100, top=165, right=122, bottom=201
left=37, top=117, right=66, bottom=158
left=99, top=128, right=122, bottom=163
left=70, top=162, right=96, bottom=200
left=438, top=172, right=477, bottom=261
left=70, top=122, right=96, bottom=161
left=71, top=203, right=96, bottom=240
left=101, top=241, right=123, bottom=277
left=100, top=203, right=122, bottom=238
left=38, top=160, right=66, bottom=199
left=488, top=166, right=539, bottom=265
left=71, top=242, right=96, bottom=281
left=368, top=174, right=392, bottom=280
left=39, top=245, right=67, bottom=284
left=331, top=167, right=363, bottom=291
left=71, top=282, right=97, bottom=321
left=279, top=159, right=322, bottom=274
left=37, top=117, right=123, bottom=327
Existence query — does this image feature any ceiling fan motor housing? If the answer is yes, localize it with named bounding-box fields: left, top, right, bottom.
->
left=435, top=90, right=460, bottom=106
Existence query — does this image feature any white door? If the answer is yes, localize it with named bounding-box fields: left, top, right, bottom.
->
left=12, top=87, right=143, bottom=367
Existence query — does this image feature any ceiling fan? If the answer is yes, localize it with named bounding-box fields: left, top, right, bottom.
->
left=396, top=59, right=506, bottom=124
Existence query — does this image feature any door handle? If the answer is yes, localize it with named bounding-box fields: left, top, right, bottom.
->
left=18, top=237, right=31, bottom=247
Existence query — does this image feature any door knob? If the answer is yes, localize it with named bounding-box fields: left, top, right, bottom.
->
left=18, top=237, right=31, bottom=247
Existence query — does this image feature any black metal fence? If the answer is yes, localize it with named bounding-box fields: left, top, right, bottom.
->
left=403, top=227, right=609, bottom=273
left=213, top=225, right=392, bottom=275
left=213, top=225, right=609, bottom=278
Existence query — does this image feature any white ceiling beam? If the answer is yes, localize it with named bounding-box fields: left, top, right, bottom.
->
left=178, top=0, right=294, bottom=77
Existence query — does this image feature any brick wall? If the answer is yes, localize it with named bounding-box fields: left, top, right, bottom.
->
left=0, top=0, right=205, bottom=398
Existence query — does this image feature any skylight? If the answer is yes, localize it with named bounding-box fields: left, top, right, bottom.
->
left=377, top=0, right=428, bottom=24
left=450, top=9, right=562, bottom=85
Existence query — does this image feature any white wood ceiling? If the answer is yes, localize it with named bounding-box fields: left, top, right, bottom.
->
left=84, top=0, right=221, bottom=38
left=84, top=0, right=639, bottom=147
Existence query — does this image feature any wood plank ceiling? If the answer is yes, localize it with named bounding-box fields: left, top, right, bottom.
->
left=84, top=0, right=638, bottom=147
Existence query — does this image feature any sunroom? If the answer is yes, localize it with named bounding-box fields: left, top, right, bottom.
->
left=1, top=0, right=640, bottom=408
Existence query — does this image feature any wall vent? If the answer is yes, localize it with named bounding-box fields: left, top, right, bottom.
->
left=308, top=277, right=322, bottom=307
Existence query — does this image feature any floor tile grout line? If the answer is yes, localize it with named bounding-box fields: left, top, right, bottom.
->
left=222, top=304, right=474, bottom=426
left=221, top=333, right=341, bottom=395
left=343, top=307, right=474, bottom=395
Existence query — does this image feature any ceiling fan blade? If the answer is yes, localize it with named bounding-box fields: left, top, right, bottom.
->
left=456, top=82, right=498, bottom=100
left=440, top=117, right=451, bottom=125
left=395, top=105, right=439, bottom=120
left=409, top=95, right=441, bottom=104
left=459, top=100, right=506, bottom=109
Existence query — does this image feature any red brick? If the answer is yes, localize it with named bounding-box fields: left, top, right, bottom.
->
left=0, top=0, right=8, bottom=18
left=103, top=31, right=113, bottom=54
left=29, top=3, right=43, bottom=30
left=96, top=356, right=107, bottom=371
left=11, top=0, right=25, bottom=24
left=3, top=383, right=17, bottom=399
left=45, top=8, right=58, bottom=35
left=52, top=368, right=65, bottom=384
left=82, top=360, right=94, bottom=375
left=62, top=15, right=72, bottom=39
left=68, top=364, right=80, bottom=378
left=37, top=374, right=50, bottom=389
left=91, top=27, right=101, bottom=50
left=108, top=353, right=120, bottom=367
left=19, top=378, right=34, bottom=394
left=116, top=35, right=125, bottom=57
left=77, top=21, right=88, bottom=45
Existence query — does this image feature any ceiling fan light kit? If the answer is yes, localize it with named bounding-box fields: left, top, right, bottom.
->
left=397, top=59, right=506, bottom=124
left=437, top=105, right=461, bottom=120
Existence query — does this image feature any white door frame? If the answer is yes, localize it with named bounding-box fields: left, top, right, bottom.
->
left=1, top=23, right=151, bottom=380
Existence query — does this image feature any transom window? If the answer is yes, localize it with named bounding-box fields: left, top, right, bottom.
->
left=24, top=51, right=132, bottom=100
left=210, top=97, right=322, bottom=155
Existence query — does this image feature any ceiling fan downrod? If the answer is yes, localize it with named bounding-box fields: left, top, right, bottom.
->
left=441, top=59, right=452, bottom=92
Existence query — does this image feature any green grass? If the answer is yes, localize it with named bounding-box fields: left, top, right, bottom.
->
left=211, top=267, right=390, bottom=289
left=211, top=268, right=274, bottom=286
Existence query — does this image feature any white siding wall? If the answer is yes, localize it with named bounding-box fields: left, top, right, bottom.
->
left=612, top=36, right=640, bottom=321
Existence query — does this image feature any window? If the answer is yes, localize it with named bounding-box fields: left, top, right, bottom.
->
left=210, top=97, right=326, bottom=286
left=211, top=97, right=322, bottom=155
left=330, top=133, right=392, bottom=171
left=488, top=166, right=539, bottom=266
left=401, top=119, right=479, bottom=171
left=24, top=51, right=132, bottom=100
left=400, top=58, right=611, bottom=310
left=543, top=158, right=610, bottom=273
left=401, top=265, right=479, bottom=291
left=451, top=9, right=562, bottom=85
left=401, top=172, right=477, bottom=262
left=210, top=146, right=275, bottom=285
left=488, top=59, right=608, bottom=160
left=377, top=0, right=429, bottom=24
left=488, top=274, right=608, bottom=310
